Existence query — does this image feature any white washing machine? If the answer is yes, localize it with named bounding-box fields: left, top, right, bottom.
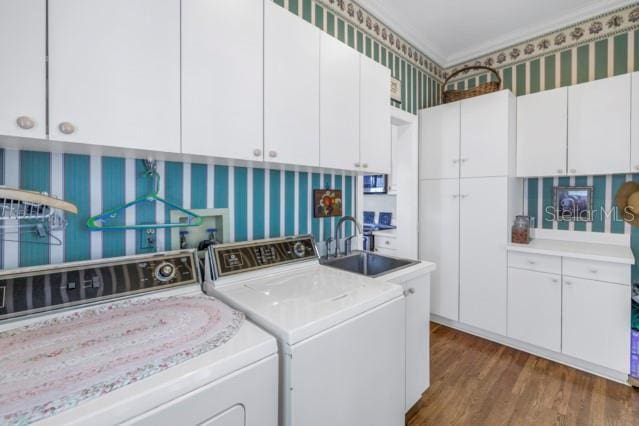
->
left=0, top=250, right=278, bottom=426
left=204, top=235, right=406, bottom=426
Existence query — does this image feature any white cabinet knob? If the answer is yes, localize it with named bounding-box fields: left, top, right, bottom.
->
left=354, top=163, right=361, bottom=168
left=461, top=194, right=469, bottom=198
left=557, top=169, right=563, bottom=174
left=452, top=159, right=460, bottom=164
left=362, top=163, right=368, bottom=169
left=452, top=194, right=460, bottom=199
left=403, top=288, right=415, bottom=297
left=16, top=116, right=35, bottom=130
left=527, top=260, right=537, bottom=265
left=460, top=158, right=468, bottom=163
left=268, top=150, right=277, bottom=158
left=569, top=168, right=577, bottom=174
left=634, top=165, right=639, bottom=171
left=385, top=240, right=390, bottom=245
left=589, top=268, right=598, bottom=274
left=58, top=122, right=75, bottom=135
left=564, top=280, right=572, bottom=286
left=551, top=278, right=559, bottom=283
left=253, top=149, right=262, bottom=157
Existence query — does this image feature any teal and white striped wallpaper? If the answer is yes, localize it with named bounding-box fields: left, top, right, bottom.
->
left=0, top=149, right=355, bottom=269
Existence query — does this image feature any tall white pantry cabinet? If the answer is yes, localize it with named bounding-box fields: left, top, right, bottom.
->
left=418, top=90, right=522, bottom=336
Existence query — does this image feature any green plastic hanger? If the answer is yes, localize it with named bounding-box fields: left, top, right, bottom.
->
left=87, top=160, right=203, bottom=231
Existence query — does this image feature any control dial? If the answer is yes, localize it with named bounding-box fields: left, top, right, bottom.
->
left=293, top=241, right=306, bottom=258
left=154, top=262, right=176, bottom=282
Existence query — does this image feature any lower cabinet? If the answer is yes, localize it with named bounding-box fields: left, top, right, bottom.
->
left=507, top=268, right=561, bottom=352
left=562, top=276, right=631, bottom=373
left=506, top=252, right=631, bottom=375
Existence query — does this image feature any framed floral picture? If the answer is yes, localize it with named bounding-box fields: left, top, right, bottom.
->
left=313, top=189, right=343, bottom=218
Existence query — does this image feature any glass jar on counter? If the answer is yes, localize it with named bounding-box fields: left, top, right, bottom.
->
left=511, top=215, right=531, bottom=244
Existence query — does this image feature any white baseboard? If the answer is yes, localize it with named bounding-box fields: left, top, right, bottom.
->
left=430, top=314, right=629, bottom=385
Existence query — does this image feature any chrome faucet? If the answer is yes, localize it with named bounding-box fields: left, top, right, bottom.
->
left=334, top=216, right=363, bottom=257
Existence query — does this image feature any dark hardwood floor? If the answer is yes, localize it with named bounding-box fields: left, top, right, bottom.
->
left=407, top=323, right=639, bottom=426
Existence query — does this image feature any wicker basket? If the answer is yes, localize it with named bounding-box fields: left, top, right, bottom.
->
left=442, top=65, right=501, bottom=104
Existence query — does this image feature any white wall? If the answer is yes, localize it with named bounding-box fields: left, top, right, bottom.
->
left=363, top=194, right=397, bottom=224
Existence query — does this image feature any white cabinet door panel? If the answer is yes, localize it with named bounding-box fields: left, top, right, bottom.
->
left=562, top=277, right=630, bottom=373
left=507, top=268, right=561, bottom=352
left=568, top=74, right=631, bottom=175
left=631, top=72, right=639, bottom=172
left=401, top=274, right=430, bottom=411
left=360, top=55, right=391, bottom=173
left=459, top=177, right=508, bottom=335
left=49, top=0, right=180, bottom=152
left=182, top=0, right=263, bottom=160
left=419, top=179, right=460, bottom=321
left=265, top=2, right=320, bottom=166
left=516, top=87, right=568, bottom=177
left=460, top=91, right=512, bottom=178
left=320, top=33, right=360, bottom=171
left=419, top=103, right=460, bottom=180
left=0, top=0, right=46, bottom=139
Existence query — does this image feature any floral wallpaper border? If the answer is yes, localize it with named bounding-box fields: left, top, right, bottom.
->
left=316, top=0, right=445, bottom=81
left=445, top=3, right=639, bottom=81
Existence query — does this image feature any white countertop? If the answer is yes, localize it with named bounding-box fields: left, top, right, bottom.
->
left=507, top=238, right=635, bottom=265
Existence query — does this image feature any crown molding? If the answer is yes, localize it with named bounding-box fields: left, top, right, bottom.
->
left=353, top=0, right=447, bottom=67
left=357, top=0, right=637, bottom=69
left=445, top=0, right=638, bottom=67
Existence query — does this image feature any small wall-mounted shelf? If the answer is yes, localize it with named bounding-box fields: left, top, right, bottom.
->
left=0, top=186, right=78, bottom=246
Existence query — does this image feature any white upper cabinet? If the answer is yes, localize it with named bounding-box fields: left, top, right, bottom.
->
left=320, top=33, right=360, bottom=171
left=182, top=0, right=263, bottom=160
left=631, top=72, right=639, bottom=172
left=360, top=55, right=391, bottom=174
left=568, top=73, right=631, bottom=175
left=460, top=90, right=515, bottom=178
left=0, top=0, right=46, bottom=139
left=419, top=103, right=460, bottom=180
left=517, top=87, right=568, bottom=177
left=48, top=0, right=180, bottom=152
left=264, top=2, right=320, bottom=167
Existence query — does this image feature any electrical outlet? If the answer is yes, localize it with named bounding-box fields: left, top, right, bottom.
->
left=140, top=229, right=156, bottom=250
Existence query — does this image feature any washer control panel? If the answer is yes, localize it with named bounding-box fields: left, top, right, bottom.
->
left=211, top=235, right=317, bottom=278
left=0, top=250, right=199, bottom=321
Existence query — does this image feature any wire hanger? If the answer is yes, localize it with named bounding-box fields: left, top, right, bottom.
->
left=86, top=159, right=203, bottom=231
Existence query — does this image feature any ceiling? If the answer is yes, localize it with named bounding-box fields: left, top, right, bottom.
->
left=355, top=0, right=635, bottom=68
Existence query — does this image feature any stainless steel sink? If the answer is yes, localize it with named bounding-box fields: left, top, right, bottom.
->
left=321, top=251, right=418, bottom=278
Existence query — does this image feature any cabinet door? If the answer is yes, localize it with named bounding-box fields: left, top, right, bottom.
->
left=419, top=179, right=459, bottom=321
left=320, top=33, right=360, bottom=171
left=459, top=177, right=508, bottom=335
left=568, top=74, right=631, bottom=175
left=0, top=0, right=46, bottom=138
left=182, top=0, right=263, bottom=160
left=402, top=274, right=431, bottom=411
left=49, top=0, right=180, bottom=152
left=264, top=2, right=319, bottom=166
left=516, top=87, right=568, bottom=177
left=631, top=72, right=639, bottom=172
left=419, top=103, right=460, bottom=179
left=507, top=268, right=561, bottom=351
left=360, top=55, right=391, bottom=173
left=562, top=277, right=630, bottom=373
left=460, top=91, right=513, bottom=178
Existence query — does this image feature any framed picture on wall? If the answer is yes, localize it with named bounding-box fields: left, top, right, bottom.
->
left=313, top=189, right=343, bottom=218
left=554, top=186, right=593, bottom=222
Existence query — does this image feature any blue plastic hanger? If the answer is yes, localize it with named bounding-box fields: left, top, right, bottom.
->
left=86, top=160, right=202, bottom=231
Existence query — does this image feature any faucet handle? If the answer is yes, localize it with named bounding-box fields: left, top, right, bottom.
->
left=344, top=235, right=358, bottom=255
left=323, top=238, right=334, bottom=258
